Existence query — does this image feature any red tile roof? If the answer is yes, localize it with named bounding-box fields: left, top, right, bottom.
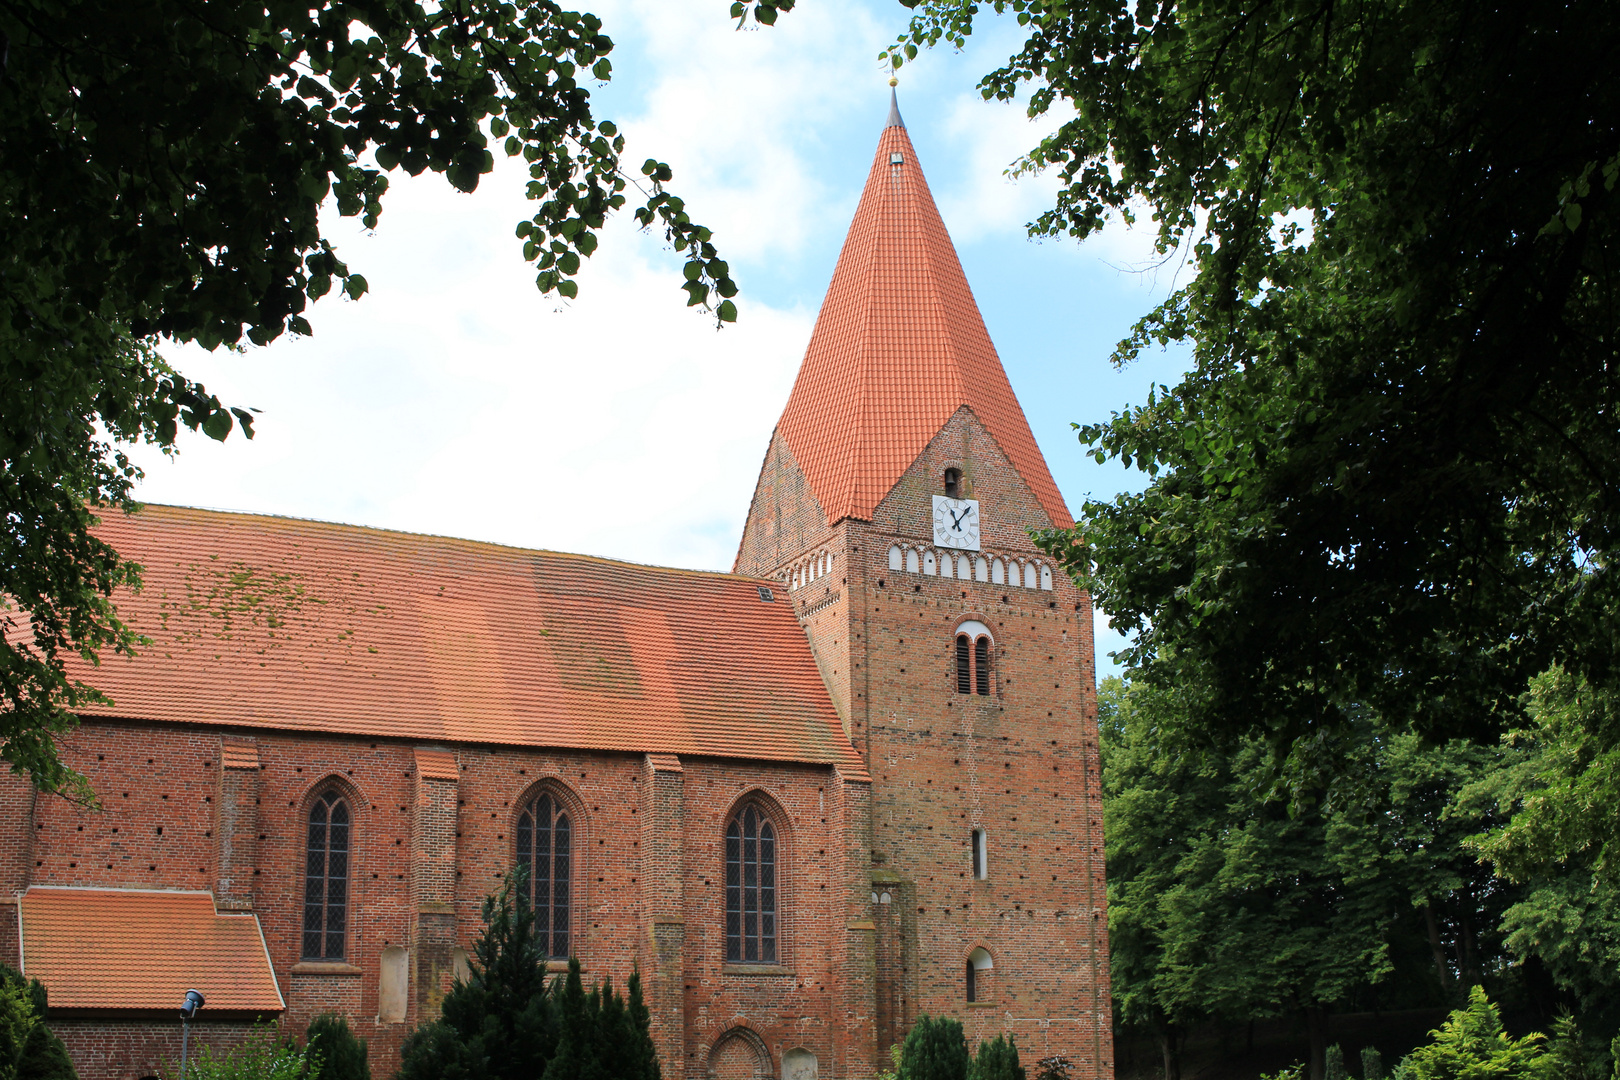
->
left=19, top=887, right=284, bottom=1011
left=220, top=742, right=259, bottom=770
left=72, top=506, right=863, bottom=773
left=776, top=115, right=1072, bottom=528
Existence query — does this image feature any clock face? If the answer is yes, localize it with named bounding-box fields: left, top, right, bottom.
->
left=932, top=495, right=981, bottom=550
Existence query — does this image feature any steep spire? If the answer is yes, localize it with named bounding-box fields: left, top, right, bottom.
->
left=772, top=108, right=1072, bottom=527
left=886, top=87, right=905, bottom=130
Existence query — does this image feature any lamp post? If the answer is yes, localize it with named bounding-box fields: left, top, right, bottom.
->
left=179, top=989, right=205, bottom=1078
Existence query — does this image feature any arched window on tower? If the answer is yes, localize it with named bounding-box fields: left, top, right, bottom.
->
left=725, top=802, right=778, bottom=964
left=889, top=545, right=904, bottom=571
left=905, top=549, right=920, bottom=574
left=953, top=621, right=993, bottom=697
left=966, top=947, right=994, bottom=1002
left=303, top=789, right=350, bottom=961
left=516, top=790, right=573, bottom=959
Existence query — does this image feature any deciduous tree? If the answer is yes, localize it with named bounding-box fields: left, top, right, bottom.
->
left=1, top=0, right=734, bottom=796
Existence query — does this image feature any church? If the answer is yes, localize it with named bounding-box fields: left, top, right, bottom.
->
left=0, top=96, right=1113, bottom=1080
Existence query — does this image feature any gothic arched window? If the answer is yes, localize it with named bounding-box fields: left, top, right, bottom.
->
left=303, top=790, right=350, bottom=961
left=725, top=802, right=778, bottom=964
left=516, top=791, right=572, bottom=959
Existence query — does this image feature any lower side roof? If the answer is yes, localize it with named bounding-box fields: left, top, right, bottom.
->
left=18, top=887, right=285, bottom=1012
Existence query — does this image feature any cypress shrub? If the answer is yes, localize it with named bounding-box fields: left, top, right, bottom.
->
left=898, top=1015, right=970, bottom=1080
left=1362, top=1047, right=1383, bottom=1080
left=396, top=868, right=659, bottom=1080
left=970, top=1034, right=1025, bottom=1080
left=305, top=1015, right=368, bottom=1080
left=1326, top=1045, right=1347, bottom=1080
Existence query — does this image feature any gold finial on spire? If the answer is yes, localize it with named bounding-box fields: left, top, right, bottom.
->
left=888, top=75, right=898, bottom=87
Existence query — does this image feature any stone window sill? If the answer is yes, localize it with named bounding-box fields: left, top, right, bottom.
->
left=291, top=962, right=362, bottom=976
left=722, top=964, right=794, bottom=977
left=966, top=1001, right=998, bottom=1009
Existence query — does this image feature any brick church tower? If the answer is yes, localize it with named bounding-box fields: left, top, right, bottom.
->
left=736, top=94, right=1113, bottom=1073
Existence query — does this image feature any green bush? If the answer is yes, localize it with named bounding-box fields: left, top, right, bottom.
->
left=1363, top=1048, right=1385, bottom=1080
left=0, top=963, right=77, bottom=1080
left=1400, top=986, right=1547, bottom=1080
left=178, top=1025, right=315, bottom=1080
left=898, top=1016, right=970, bottom=1080
left=970, top=1035, right=1025, bottom=1080
left=304, top=1016, right=367, bottom=1080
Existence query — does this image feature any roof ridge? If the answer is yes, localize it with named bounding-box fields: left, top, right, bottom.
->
left=126, top=502, right=779, bottom=584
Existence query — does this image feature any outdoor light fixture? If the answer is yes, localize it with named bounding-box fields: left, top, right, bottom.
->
left=179, top=989, right=205, bottom=1077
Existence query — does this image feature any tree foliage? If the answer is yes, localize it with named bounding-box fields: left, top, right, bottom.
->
left=1096, top=674, right=1584, bottom=1080
left=1400, top=987, right=1548, bottom=1080
left=879, top=0, right=1620, bottom=758
left=0, top=965, right=76, bottom=1080
left=0, top=0, right=735, bottom=796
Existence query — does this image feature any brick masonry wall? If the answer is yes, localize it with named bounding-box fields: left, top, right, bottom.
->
left=10, top=725, right=869, bottom=1080
left=737, top=406, right=1114, bottom=1076
left=54, top=1019, right=261, bottom=1080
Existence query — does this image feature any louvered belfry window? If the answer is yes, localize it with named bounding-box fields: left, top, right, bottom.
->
left=725, top=803, right=777, bottom=963
left=516, top=792, right=572, bottom=959
left=956, top=632, right=993, bottom=696
left=303, top=791, right=350, bottom=961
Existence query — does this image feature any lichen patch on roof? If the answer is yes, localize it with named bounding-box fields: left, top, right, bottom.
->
left=74, top=505, right=862, bottom=772
left=774, top=119, right=1071, bottom=527
left=19, top=887, right=284, bottom=1012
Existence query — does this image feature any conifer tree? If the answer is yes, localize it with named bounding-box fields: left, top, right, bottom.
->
left=970, top=1035, right=1026, bottom=1080
left=898, top=1016, right=971, bottom=1080
left=397, top=869, right=659, bottom=1080
left=304, top=1015, right=368, bottom=1080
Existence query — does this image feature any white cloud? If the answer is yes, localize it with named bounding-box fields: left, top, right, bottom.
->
left=135, top=151, right=810, bottom=572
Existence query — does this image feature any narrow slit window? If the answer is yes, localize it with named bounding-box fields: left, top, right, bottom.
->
left=956, top=635, right=972, bottom=694
left=966, top=959, right=978, bottom=1003
left=974, top=637, right=991, bottom=695
left=972, top=828, right=988, bottom=879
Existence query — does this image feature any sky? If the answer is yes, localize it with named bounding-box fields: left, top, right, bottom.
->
left=130, top=0, right=1192, bottom=676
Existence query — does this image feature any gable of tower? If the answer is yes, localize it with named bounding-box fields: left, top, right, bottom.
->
left=869, top=404, right=1059, bottom=558
left=769, top=100, right=1071, bottom=529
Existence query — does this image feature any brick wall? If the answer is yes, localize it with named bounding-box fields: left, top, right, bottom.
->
left=54, top=1019, right=261, bottom=1080
left=9, top=725, right=871, bottom=1080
